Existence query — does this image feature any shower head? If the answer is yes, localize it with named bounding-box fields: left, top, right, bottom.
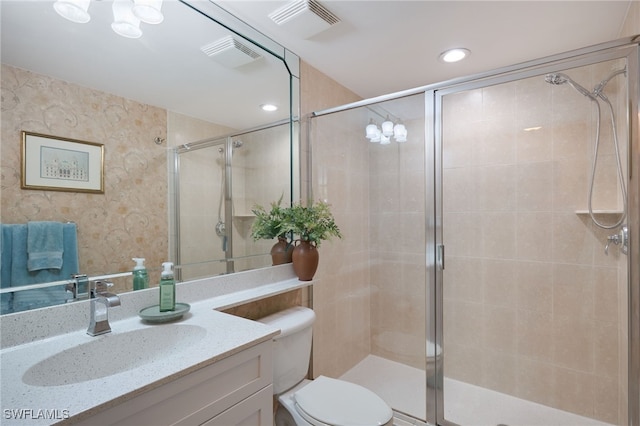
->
left=232, top=140, right=243, bottom=149
left=544, top=72, right=595, bottom=99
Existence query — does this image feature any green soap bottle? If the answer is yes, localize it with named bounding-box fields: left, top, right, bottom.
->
left=159, top=262, right=175, bottom=312
left=132, top=258, right=149, bottom=291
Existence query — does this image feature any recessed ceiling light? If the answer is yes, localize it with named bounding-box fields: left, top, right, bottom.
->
left=439, top=48, right=470, bottom=63
left=261, top=104, right=278, bottom=112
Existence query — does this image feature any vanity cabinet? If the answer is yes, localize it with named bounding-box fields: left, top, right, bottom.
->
left=76, top=340, right=273, bottom=426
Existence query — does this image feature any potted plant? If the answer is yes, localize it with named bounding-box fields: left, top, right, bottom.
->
left=283, top=200, right=342, bottom=281
left=250, top=196, right=293, bottom=265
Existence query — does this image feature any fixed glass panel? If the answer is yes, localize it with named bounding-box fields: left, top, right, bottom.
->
left=310, top=93, right=428, bottom=423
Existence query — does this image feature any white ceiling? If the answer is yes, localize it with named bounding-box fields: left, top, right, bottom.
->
left=1, top=0, right=632, bottom=131
left=219, top=0, right=632, bottom=99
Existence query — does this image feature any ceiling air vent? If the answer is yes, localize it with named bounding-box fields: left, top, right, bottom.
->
left=268, top=0, right=340, bottom=39
left=200, top=35, right=262, bottom=68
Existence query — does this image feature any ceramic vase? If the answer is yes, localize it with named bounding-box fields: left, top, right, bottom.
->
left=292, top=240, right=319, bottom=281
left=270, top=237, right=293, bottom=265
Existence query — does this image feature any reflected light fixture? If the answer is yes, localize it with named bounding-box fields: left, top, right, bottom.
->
left=261, top=104, right=278, bottom=112
left=365, top=116, right=407, bottom=144
left=112, top=0, right=142, bottom=39
left=53, top=0, right=91, bottom=23
left=439, top=48, right=470, bottom=63
left=53, top=0, right=164, bottom=39
left=132, top=0, right=164, bottom=24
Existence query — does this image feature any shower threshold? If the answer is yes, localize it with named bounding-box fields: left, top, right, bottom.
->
left=339, top=355, right=614, bottom=426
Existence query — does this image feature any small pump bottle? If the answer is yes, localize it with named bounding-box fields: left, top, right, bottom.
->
left=159, top=262, right=175, bottom=312
left=132, top=258, right=149, bottom=291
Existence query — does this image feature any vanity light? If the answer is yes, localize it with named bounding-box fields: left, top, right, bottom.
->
left=53, top=0, right=91, bottom=24
left=365, top=117, right=407, bottom=144
left=261, top=104, right=278, bottom=112
left=112, top=0, right=143, bottom=39
left=381, top=116, right=394, bottom=137
left=132, top=0, right=164, bottom=25
left=439, top=48, right=470, bottom=63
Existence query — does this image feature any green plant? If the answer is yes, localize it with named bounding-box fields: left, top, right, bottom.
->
left=250, top=196, right=290, bottom=241
left=284, top=200, right=342, bottom=247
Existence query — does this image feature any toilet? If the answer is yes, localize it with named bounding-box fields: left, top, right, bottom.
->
left=258, top=306, right=393, bottom=426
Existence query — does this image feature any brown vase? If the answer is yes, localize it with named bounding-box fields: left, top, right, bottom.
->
left=292, top=240, right=319, bottom=281
left=270, top=237, right=293, bottom=265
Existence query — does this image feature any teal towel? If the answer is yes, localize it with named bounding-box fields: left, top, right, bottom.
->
left=1, top=224, right=15, bottom=313
left=10, top=223, right=78, bottom=313
left=27, top=221, right=64, bottom=271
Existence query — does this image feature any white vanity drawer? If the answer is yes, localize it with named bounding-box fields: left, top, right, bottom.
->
left=78, top=340, right=273, bottom=426
left=201, top=384, right=273, bottom=426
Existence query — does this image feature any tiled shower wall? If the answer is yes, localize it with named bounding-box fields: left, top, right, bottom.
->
left=442, top=60, right=627, bottom=424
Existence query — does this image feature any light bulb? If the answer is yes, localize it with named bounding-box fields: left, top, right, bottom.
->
left=365, top=120, right=379, bottom=139
left=112, top=0, right=142, bottom=39
left=53, top=0, right=91, bottom=23
left=394, top=123, right=407, bottom=142
left=380, top=134, right=391, bottom=145
left=132, top=0, right=164, bottom=25
left=381, top=117, right=394, bottom=137
left=370, top=128, right=381, bottom=143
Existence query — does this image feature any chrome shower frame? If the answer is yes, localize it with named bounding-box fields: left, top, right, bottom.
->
left=310, top=35, right=640, bottom=426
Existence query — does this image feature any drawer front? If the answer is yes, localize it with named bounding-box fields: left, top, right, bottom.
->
left=78, top=340, right=273, bottom=426
left=202, top=385, right=273, bottom=426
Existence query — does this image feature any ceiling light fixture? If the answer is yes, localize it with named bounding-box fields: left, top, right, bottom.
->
left=132, top=0, right=164, bottom=25
left=365, top=117, right=407, bottom=144
left=261, top=104, right=278, bottom=112
left=112, top=0, right=142, bottom=39
left=439, top=48, right=470, bottom=63
left=53, top=0, right=164, bottom=39
left=53, top=0, right=91, bottom=24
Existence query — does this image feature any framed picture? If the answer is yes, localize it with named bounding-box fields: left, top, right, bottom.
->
left=21, top=131, right=104, bottom=194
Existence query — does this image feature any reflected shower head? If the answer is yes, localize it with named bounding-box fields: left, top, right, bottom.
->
left=232, top=140, right=243, bottom=149
left=544, top=72, right=594, bottom=99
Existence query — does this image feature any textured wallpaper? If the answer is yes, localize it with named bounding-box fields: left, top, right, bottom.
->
left=1, top=65, right=168, bottom=292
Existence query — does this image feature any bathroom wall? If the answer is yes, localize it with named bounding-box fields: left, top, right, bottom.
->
left=441, top=59, right=627, bottom=423
left=1, top=65, right=168, bottom=291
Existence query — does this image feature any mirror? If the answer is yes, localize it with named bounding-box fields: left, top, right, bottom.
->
left=0, top=0, right=299, bottom=314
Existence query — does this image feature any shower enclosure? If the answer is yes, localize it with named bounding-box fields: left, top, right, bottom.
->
left=308, top=38, right=638, bottom=425
left=172, top=122, right=292, bottom=281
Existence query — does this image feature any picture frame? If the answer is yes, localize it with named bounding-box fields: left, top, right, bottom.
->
left=21, top=131, right=104, bottom=194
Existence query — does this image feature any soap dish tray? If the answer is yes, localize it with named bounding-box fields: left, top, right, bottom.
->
left=139, top=303, right=190, bottom=323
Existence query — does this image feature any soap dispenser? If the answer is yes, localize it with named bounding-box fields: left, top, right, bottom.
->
left=132, top=258, right=149, bottom=291
left=159, top=262, right=175, bottom=312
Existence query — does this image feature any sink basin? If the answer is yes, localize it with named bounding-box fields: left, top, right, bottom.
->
left=22, top=324, right=207, bottom=387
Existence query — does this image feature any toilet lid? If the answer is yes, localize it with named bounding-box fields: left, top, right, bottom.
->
left=293, top=376, right=392, bottom=426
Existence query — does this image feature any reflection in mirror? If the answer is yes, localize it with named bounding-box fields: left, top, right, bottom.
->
left=174, top=121, right=293, bottom=282
left=0, top=0, right=299, bottom=314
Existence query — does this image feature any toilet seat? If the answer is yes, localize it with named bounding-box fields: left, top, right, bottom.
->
left=293, top=376, right=393, bottom=426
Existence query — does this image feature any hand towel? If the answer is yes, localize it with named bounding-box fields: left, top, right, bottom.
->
left=27, top=221, right=64, bottom=271
left=10, top=223, right=78, bottom=313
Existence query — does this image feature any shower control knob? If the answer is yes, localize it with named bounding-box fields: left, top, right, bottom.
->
left=604, top=225, right=628, bottom=256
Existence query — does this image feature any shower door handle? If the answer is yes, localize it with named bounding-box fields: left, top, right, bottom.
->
left=437, top=244, right=445, bottom=270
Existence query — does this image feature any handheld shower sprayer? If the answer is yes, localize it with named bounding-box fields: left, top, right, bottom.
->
left=544, top=67, right=627, bottom=232
left=544, top=73, right=595, bottom=99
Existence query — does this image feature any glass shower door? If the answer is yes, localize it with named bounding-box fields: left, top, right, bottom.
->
left=437, top=57, right=630, bottom=426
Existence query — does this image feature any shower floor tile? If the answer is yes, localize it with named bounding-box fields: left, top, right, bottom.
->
left=339, top=355, right=614, bottom=426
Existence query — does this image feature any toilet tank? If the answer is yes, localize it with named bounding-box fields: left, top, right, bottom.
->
left=258, top=306, right=316, bottom=394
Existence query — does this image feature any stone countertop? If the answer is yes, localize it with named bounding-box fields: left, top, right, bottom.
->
left=0, top=300, right=280, bottom=425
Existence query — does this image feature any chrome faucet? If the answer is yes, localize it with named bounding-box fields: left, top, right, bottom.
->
left=87, top=280, right=121, bottom=336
